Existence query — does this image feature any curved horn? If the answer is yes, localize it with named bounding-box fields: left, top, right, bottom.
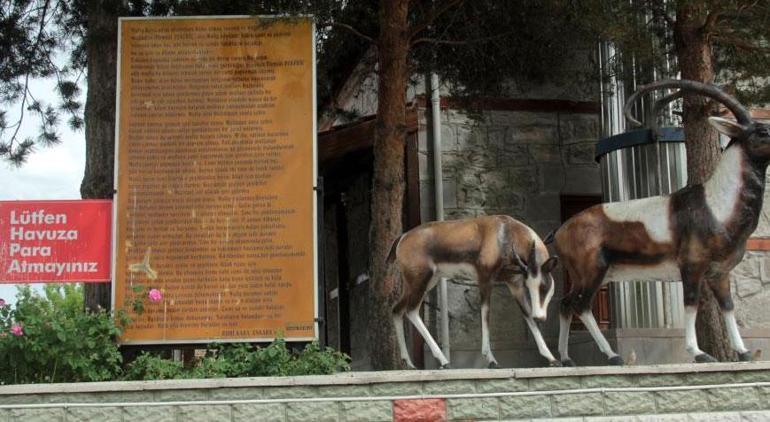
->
left=528, top=240, right=537, bottom=273
left=512, top=248, right=528, bottom=273
left=624, top=79, right=752, bottom=128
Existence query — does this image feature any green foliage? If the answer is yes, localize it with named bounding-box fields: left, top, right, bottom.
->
left=0, top=285, right=123, bottom=384
left=121, top=352, right=185, bottom=380
left=123, top=340, right=351, bottom=381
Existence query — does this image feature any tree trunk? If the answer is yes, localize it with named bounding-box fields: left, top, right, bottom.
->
left=674, top=4, right=735, bottom=361
left=368, top=0, right=410, bottom=370
left=81, top=1, right=121, bottom=312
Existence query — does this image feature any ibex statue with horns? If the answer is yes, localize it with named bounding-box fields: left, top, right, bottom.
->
left=388, top=215, right=560, bottom=368
left=555, top=79, right=765, bottom=366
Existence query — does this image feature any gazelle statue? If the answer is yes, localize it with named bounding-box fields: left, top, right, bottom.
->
left=388, top=215, right=560, bottom=369
left=555, top=79, right=765, bottom=366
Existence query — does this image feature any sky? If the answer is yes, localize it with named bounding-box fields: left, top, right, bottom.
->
left=0, top=78, right=87, bottom=303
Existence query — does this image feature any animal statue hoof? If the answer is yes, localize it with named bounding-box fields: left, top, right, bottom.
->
left=695, top=353, right=718, bottom=363
left=738, top=351, right=753, bottom=362
left=548, top=360, right=563, bottom=367
left=487, top=361, right=499, bottom=369
left=561, top=359, right=576, bottom=367
left=440, top=363, right=452, bottom=370
left=608, top=356, right=625, bottom=366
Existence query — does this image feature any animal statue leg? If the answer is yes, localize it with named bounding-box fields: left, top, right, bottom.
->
left=577, top=311, right=622, bottom=365
left=392, top=310, right=415, bottom=369
left=681, top=265, right=716, bottom=363
left=558, top=312, right=574, bottom=366
left=479, top=283, right=498, bottom=368
left=406, top=306, right=450, bottom=368
left=708, top=274, right=751, bottom=361
left=524, top=317, right=560, bottom=366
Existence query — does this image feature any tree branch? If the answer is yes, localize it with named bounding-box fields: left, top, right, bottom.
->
left=702, top=9, right=723, bottom=33
left=712, top=33, right=770, bottom=52
left=407, top=0, right=464, bottom=41
left=320, top=21, right=375, bottom=45
left=411, top=30, right=516, bottom=48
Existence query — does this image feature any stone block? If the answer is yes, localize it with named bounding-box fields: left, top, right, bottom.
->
left=684, top=371, right=740, bottom=385
left=447, top=398, right=499, bottom=420
left=585, top=417, right=641, bottom=422
left=552, top=392, right=604, bottom=417
left=530, top=144, right=562, bottom=164
left=9, top=408, right=64, bottom=422
left=559, top=115, right=599, bottom=143
left=66, top=406, right=122, bottom=422
left=261, top=386, right=319, bottom=399
left=741, top=410, right=770, bottom=421
left=423, top=380, right=476, bottom=395
left=603, top=392, right=656, bottom=415
left=91, top=391, right=157, bottom=403
left=684, top=412, right=742, bottom=421
left=315, top=385, right=371, bottom=398
left=636, top=374, right=684, bottom=387
left=514, top=125, right=559, bottom=145
left=733, top=259, right=762, bottom=298
left=155, top=389, right=210, bottom=402
left=499, top=395, right=552, bottom=419
left=341, top=400, right=392, bottom=422
left=561, top=167, right=600, bottom=195
left=123, top=405, right=177, bottom=422
left=177, top=405, right=231, bottom=422
left=581, top=375, right=636, bottom=389
left=508, top=168, right=539, bottom=194
left=539, top=165, right=566, bottom=193
left=528, top=376, right=582, bottom=391
left=232, top=403, right=286, bottom=422
left=734, top=370, right=770, bottom=383
left=637, top=414, right=689, bottom=422
left=474, top=378, right=529, bottom=393
left=442, top=178, right=458, bottom=209
left=209, top=387, right=262, bottom=401
left=488, top=126, right=508, bottom=150
left=286, top=401, right=339, bottom=422
left=707, top=386, right=761, bottom=411
left=654, top=389, right=710, bottom=413
left=371, top=382, right=423, bottom=397
left=524, top=193, right=560, bottom=223
left=566, top=142, right=597, bottom=165
left=0, top=395, right=42, bottom=405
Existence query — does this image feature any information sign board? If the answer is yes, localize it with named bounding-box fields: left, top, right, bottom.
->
left=113, top=16, right=317, bottom=344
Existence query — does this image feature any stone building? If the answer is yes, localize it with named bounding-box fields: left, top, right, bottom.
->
left=317, top=52, right=770, bottom=370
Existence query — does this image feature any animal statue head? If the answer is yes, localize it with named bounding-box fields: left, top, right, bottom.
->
left=510, top=241, right=558, bottom=323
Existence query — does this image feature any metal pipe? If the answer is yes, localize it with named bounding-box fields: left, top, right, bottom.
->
left=3, top=381, right=769, bottom=409
left=429, top=72, right=450, bottom=362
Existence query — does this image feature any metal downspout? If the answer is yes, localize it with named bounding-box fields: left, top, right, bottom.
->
left=430, top=73, right=450, bottom=363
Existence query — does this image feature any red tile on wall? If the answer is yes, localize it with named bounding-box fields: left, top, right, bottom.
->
left=393, top=398, right=447, bottom=422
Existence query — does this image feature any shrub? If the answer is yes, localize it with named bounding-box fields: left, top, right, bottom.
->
left=123, top=339, right=351, bottom=380
left=0, top=285, right=123, bottom=384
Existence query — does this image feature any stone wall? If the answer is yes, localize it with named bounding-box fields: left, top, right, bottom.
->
left=731, top=168, right=770, bottom=330
left=0, top=363, right=768, bottom=421
left=417, top=105, right=602, bottom=368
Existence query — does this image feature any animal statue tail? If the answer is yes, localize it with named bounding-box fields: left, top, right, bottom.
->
left=386, top=235, right=403, bottom=264
left=543, top=228, right=558, bottom=245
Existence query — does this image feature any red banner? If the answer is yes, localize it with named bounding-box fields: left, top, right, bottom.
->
left=0, top=200, right=112, bottom=283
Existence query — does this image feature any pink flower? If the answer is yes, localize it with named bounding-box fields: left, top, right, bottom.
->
left=10, top=324, right=23, bottom=337
left=148, top=288, right=163, bottom=303
left=0, top=299, right=6, bottom=307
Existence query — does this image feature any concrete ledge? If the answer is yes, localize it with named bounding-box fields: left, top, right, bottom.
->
left=0, top=361, right=768, bottom=395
